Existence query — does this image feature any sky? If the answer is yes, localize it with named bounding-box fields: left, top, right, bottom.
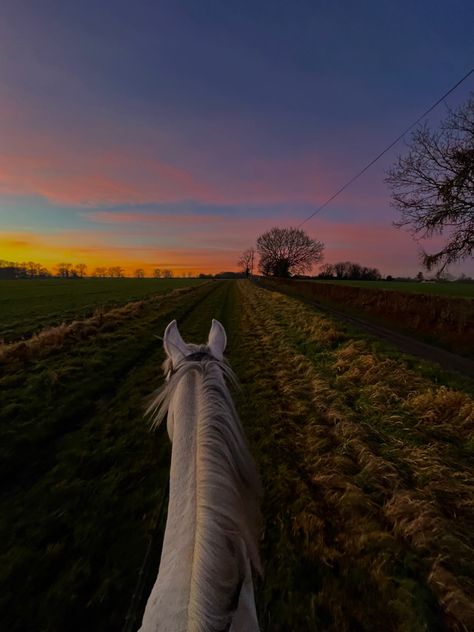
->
left=1, top=0, right=473, bottom=277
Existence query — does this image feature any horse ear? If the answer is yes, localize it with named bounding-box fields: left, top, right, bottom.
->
left=208, top=319, right=227, bottom=360
left=163, top=320, right=188, bottom=366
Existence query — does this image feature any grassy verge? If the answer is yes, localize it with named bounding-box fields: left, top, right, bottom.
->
left=259, top=277, right=474, bottom=359
left=226, top=281, right=474, bottom=631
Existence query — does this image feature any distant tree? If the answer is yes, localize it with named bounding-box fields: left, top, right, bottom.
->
left=256, top=227, right=324, bottom=277
left=162, top=269, right=173, bottom=279
left=360, top=265, right=381, bottom=280
left=328, top=261, right=381, bottom=280
left=75, top=263, right=88, bottom=278
left=108, top=266, right=124, bottom=278
left=134, top=268, right=145, bottom=278
left=25, top=261, right=38, bottom=277
left=333, top=261, right=351, bottom=279
left=318, top=263, right=335, bottom=279
left=57, top=262, right=73, bottom=278
left=386, top=94, right=474, bottom=272
left=37, top=265, right=51, bottom=278
left=238, top=247, right=255, bottom=277
left=416, top=271, right=424, bottom=282
left=153, top=268, right=162, bottom=278
left=386, top=275, right=393, bottom=282
left=93, top=266, right=107, bottom=278
left=0, top=259, right=50, bottom=279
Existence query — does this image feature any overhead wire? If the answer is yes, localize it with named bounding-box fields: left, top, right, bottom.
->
left=297, top=66, right=474, bottom=228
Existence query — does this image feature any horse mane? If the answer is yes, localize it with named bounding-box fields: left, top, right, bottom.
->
left=147, top=345, right=262, bottom=629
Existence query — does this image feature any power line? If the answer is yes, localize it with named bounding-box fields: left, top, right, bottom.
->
left=297, top=66, right=474, bottom=228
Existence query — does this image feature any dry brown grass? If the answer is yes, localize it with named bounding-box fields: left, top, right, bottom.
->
left=259, top=277, right=474, bottom=355
left=235, top=280, right=474, bottom=631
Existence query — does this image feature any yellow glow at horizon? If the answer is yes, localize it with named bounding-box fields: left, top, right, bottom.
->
left=0, top=234, right=234, bottom=276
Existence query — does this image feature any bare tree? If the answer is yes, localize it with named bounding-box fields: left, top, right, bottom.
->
left=386, top=95, right=474, bottom=271
left=256, top=227, right=324, bottom=277
left=238, top=247, right=255, bottom=277
left=153, top=268, right=162, bottom=278
left=329, top=261, right=381, bottom=280
left=134, top=268, right=145, bottom=278
left=333, top=261, right=348, bottom=279
left=318, top=263, right=335, bottom=278
left=162, top=269, right=173, bottom=278
left=57, top=263, right=73, bottom=278
left=108, top=266, right=124, bottom=278
left=75, top=263, right=87, bottom=278
left=93, top=266, right=107, bottom=278
left=0, top=259, right=50, bottom=279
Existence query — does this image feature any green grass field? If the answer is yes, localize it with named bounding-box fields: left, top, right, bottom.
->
left=0, top=278, right=205, bottom=342
left=1, top=280, right=473, bottom=631
left=309, top=279, right=474, bottom=298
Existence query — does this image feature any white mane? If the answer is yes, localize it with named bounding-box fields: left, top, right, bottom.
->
left=140, top=321, right=262, bottom=632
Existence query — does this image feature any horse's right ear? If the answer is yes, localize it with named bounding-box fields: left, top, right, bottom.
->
left=163, top=320, right=188, bottom=367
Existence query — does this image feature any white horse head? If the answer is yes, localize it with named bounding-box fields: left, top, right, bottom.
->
left=140, top=319, right=262, bottom=632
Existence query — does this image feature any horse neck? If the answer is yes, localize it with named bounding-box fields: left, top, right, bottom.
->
left=142, top=367, right=249, bottom=632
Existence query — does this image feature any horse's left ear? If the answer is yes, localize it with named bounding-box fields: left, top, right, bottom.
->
left=163, top=320, right=188, bottom=367
left=207, top=319, right=227, bottom=361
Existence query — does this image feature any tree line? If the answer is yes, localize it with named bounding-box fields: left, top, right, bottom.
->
left=0, top=260, right=202, bottom=280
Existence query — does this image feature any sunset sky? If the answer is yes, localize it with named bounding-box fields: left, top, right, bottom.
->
left=1, top=1, right=473, bottom=276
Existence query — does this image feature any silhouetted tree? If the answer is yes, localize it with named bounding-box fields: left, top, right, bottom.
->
left=75, top=263, right=87, bottom=278
left=162, top=269, right=173, bottom=278
left=57, top=263, right=73, bottom=278
left=153, top=268, right=162, bottom=278
left=134, top=268, right=145, bottom=278
left=326, top=261, right=381, bottom=280
left=318, top=263, right=335, bottom=278
left=93, top=266, right=107, bottom=278
left=0, top=259, right=51, bottom=279
left=386, top=94, right=474, bottom=271
left=238, top=247, right=255, bottom=277
left=108, top=266, right=124, bottom=278
left=256, top=227, right=324, bottom=277
left=333, top=261, right=349, bottom=279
